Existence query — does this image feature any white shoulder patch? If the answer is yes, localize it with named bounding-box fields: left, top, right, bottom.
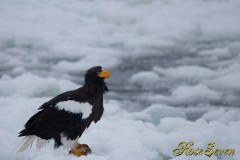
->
left=56, top=100, right=92, bottom=119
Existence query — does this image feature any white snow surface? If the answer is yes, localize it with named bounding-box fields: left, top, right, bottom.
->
left=0, top=73, right=78, bottom=97
left=0, top=0, right=240, bottom=160
left=1, top=98, right=240, bottom=160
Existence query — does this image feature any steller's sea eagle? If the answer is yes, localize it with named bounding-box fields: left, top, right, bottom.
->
left=18, top=66, right=111, bottom=156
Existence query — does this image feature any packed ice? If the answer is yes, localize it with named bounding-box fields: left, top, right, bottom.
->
left=0, top=0, right=240, bottom=160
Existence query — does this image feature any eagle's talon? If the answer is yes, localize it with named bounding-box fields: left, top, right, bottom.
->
left=70, top=143, right=92, bottom=157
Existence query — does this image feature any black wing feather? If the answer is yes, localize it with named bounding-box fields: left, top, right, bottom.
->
left=39, top=88, right=92, bottom=110
left=19, top=107, right=83, bottom=139
left=19, top=87, right=93, bottom=140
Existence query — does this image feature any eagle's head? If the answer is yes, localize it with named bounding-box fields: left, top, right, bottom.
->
left=84, top=66, right=111, bottom=93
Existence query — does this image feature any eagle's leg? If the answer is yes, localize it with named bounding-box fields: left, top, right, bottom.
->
left=70, top=143, right=92, bottom=157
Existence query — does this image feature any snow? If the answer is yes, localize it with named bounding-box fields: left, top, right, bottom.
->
left=131, top=104, right=186, bottom=125
left=206, top=72, right=240, bottom=92
left=52, top=56, right=120, bottom=73
left=0, top=0, right=240, bottom=160
left=1, top=0, right=240, bottom=74
left=201, top=108, right=240, bottom=124
left=153, top=66, right=216, bottom=80
left=129, top=71, right=161, bottom=90
left=0, top=73, right=78, bottom=97
left=1, top=97, right=240, bottom=160
left=170, top=84, right=222, bottom=105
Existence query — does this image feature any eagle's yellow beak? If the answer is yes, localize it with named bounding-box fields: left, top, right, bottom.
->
left=98, top=69, right=111, bottom=78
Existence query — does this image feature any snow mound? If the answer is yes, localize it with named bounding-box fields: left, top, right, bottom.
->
left=170, top=84, right=221, bottom=105
left=129, top=71, right=160, bottom=90
left=144, top=84, right=222, bottom=106
left=132, top=104, right=186, bottom=125
left=153, top=65, right=216, bottom=80
left=0, top=73, right=78, bottom=97
left=202, top=108, right=240, bottom=124
left=52, top=55, right=120, bottom=73
left=206, top=72, right=240, bottom=92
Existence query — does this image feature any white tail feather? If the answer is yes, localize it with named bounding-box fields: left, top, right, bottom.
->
left=36, top=137, right=49, bottom=151
left=17, top=136, right=50, bottom=153
left=17, top=136, right=36, bottom=152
